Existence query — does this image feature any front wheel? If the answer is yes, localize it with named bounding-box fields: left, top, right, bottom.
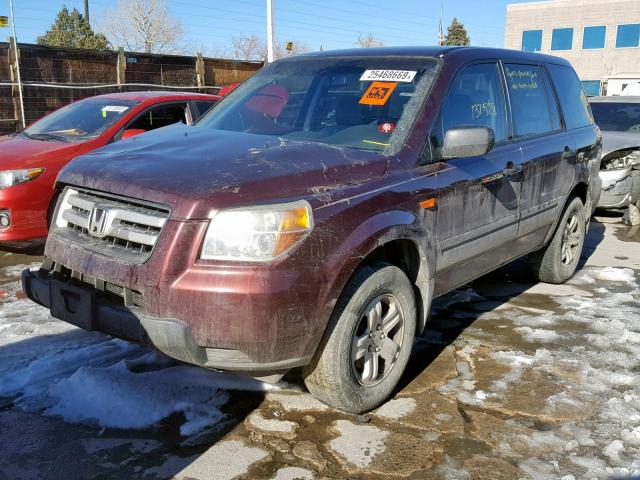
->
left=529, top=196, right=586, bottom=284
left=303, top=263, right=416, bottom=413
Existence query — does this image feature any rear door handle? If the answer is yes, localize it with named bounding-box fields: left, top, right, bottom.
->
left=562, top=146, right=577, bottom=160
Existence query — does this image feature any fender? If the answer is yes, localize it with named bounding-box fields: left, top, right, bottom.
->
left=544, top=179, right=591, bottom=245
left=324, top=208, right=437, bottom=334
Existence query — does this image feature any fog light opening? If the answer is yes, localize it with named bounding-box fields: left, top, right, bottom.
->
left=0, top=212, right=11, bottom=229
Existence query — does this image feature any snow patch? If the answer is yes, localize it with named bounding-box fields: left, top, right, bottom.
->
left=590, top=267, right=636, bottom=283
left=375, top=397, right=416, bottom=420
left=174, top=440, right=269, bottom=480
left=514, top=326, right=563, bottom=344
left=271, top=466, right=315, bottom=480
left=329, top=420, right=388, bottom=468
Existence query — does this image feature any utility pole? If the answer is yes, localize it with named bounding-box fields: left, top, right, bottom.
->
left=84, top=0, right=90, bottom=25
left=438, top=4, right=445, bottom=46
left=8, top=0, right=25, bottom=128
left=266, top=0, right=275, bottom=62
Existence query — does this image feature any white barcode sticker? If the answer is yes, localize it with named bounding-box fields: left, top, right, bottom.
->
left=101, top=106, right=129, bottom=113
left=360, top=70, right=417, bottom=82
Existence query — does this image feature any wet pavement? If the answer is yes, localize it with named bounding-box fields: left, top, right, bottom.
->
left=1, top=215, right=639, bottom=480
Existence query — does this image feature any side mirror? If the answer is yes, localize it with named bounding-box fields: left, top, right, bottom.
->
left=122, top=128, right=146, bottom=140
left=442, top=126, right=495, bottom=159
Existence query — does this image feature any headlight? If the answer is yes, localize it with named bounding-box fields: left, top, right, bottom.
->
left=200, top=200, right=314, bottom=261
left=0, top=168, right=45, bottom=189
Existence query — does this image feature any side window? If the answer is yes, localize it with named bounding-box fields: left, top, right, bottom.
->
left=431, top=63, right=507, bottom=153
left=195, top=101, right=217, bottom=118
left=127, top=103, right=187, bottom=131
left=547, top=64, right=593, bottom=130
left=504, top=64, right=559, bottom=137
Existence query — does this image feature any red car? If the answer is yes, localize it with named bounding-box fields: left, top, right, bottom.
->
left=0, top=91, right=220, bottom=253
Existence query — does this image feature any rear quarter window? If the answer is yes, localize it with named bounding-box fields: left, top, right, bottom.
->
left=547, top=64, right=593, bottom=130
left=504, top=64, right=560, bottom=137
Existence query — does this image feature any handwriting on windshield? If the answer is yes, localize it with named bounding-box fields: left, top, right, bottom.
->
left=505, top=67, right=539, bottom=90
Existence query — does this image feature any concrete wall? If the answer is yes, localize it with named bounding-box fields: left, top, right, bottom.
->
left=505, top=0, right=640, bottom=95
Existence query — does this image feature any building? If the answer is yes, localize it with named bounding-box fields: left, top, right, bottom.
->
left=504, top=0, right=640, bottom=96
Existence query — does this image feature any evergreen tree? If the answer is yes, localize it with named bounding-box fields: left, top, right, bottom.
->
left=37, top=6, right=109, bottom=50
left=444, top=17, right=471, bottom=46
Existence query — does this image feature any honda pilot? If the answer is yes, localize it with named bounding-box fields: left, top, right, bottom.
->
left=22, top=47, right=601, bottom=413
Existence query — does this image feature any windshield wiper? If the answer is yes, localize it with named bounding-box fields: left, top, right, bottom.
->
left=22, top=132, right=70, bottom=142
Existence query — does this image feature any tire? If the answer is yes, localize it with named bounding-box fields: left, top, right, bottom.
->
left=303, top=262, right=416, bottom=413
left=529, top=196, right=586, bottom=284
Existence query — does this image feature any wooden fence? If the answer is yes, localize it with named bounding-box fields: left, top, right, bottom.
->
left=0, top=42, right=263, bottom=134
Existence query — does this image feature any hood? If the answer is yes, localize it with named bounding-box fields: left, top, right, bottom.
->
left=0, top=134, right=82, bottom=170
left=58, top=123, right=388, bottom=219
left=601, top=131, right=640, bottom=157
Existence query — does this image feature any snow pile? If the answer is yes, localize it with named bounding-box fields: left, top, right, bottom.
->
left=0, top=262, right=276, bottom=437
left=46, top=352, right=231, bottom=436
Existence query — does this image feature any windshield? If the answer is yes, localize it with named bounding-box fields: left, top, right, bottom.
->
left=22, top=98, right=139, bottom=142
left=590, top=102, right=640, bottom=133
left=197, top=56, right=441, bottom=152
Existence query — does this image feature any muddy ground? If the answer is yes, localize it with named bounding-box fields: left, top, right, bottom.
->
left=1, top=214, right=639, bottom=480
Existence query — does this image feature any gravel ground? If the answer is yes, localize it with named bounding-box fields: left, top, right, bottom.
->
left=0, top=215, right=639, bottom=480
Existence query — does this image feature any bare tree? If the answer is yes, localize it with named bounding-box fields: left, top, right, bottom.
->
left=277, top=40, right=310, bottom=58
left=264, top=39, right=310, bottom=60
left=231, top=35, right=264, bottom=61
left=231, top=34, right=310, bottom=61
left=99, top=0, right=184, bottom=53
left=356, top=33, right=384, bottom=48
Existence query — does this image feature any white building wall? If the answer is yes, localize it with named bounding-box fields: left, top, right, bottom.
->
left=505, top=0, right=640, bottom=95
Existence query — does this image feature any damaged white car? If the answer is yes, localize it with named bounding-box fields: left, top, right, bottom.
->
left=589, top=97, right=640, bottom=209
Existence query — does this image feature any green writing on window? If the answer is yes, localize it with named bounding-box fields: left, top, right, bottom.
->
left=505, top=67, right=539, bottom=90
left=471, top=101, right=497, bottom=119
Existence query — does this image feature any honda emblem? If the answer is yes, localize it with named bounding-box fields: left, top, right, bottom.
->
left=88, top=207, right=110, bottom=237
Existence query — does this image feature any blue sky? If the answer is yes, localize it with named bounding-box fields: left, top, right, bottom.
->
left=5, top=0, right=537, bottom=55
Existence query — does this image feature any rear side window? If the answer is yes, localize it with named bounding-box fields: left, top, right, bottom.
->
left=432, top=63, right=507, bottom=151
left=504, top=64, right=559, bottom=137
left=547, top=64, right=593, bottom=130
left=127, top=104, right=187, bottom=131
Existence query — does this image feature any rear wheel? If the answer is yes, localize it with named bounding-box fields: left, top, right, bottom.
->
left=529, top=196, right=586, bottom=284
left=303, top=262, right=416, bottom=413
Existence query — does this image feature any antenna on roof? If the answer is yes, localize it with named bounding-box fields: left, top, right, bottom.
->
left=438, top=4, right=445, bottom=46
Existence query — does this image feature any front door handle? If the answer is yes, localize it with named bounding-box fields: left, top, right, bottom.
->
left=503, top=161, right=523, bottom=177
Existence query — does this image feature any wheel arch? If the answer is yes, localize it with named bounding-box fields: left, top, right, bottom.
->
left=544, top=180, right=590, bottom=245
left=324, top=209, right=436, bottom=336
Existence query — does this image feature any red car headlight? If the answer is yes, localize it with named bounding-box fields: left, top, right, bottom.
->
left=0, top=168, right=45, bottom=190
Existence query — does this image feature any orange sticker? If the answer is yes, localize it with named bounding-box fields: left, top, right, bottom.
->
left=359, top=81, right=397, bottom=106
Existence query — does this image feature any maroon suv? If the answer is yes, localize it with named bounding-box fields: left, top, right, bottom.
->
left=22, top=47, right=601, bottom=413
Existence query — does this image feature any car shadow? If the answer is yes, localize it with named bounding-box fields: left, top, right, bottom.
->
left=396, top=216, right=607, bottom=393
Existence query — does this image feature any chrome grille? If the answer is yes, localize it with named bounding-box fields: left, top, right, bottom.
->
left=54, top=187, right=170, bottom=263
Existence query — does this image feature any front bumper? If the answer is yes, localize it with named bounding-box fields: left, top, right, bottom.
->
left=0, top=180, right=52, bottom=245
left=598, top=168, right=633, bottom=209
left=21, top=266, right=313, bottom=372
